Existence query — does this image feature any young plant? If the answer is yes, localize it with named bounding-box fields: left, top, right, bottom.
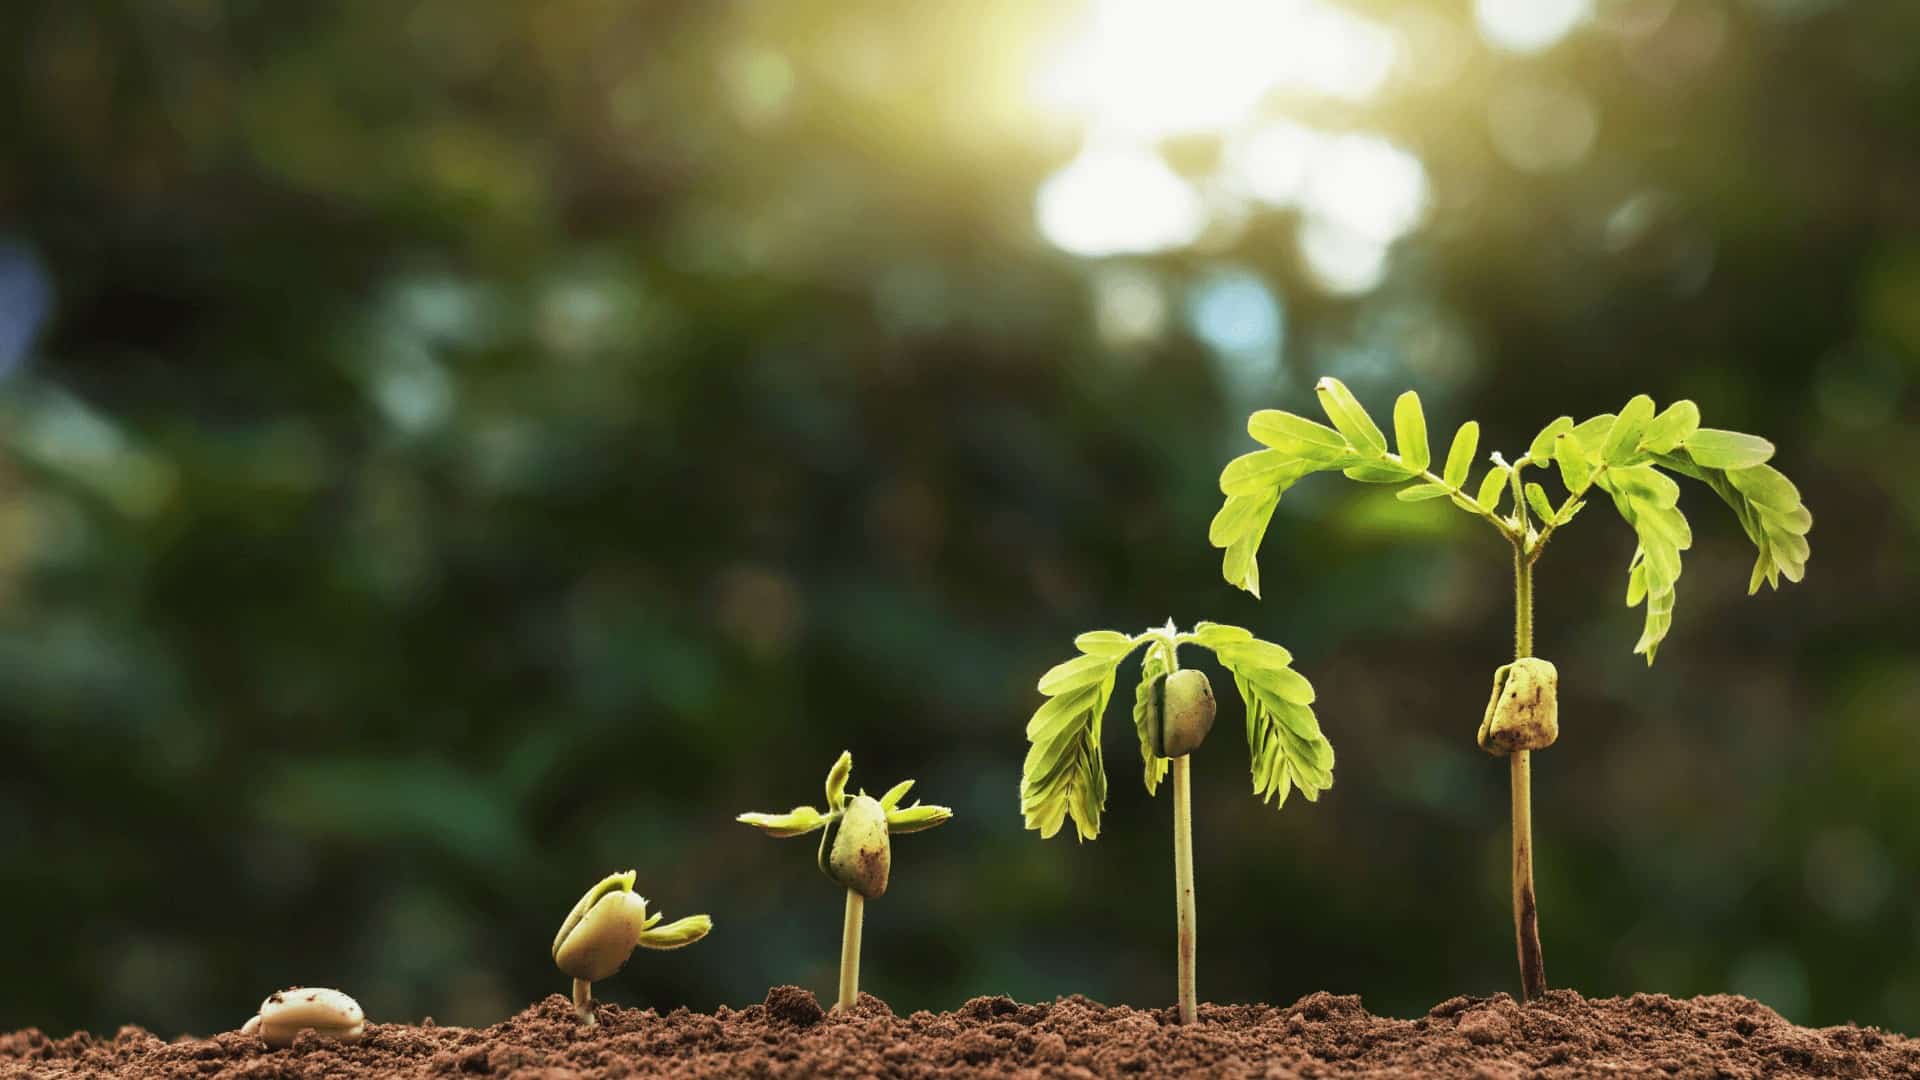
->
left=1208, top=377, right=1812, bottom=1000
left=552, top=870, right=712, bottom=1026
left=1019, top=620, right=1334, bottom=1024
left=738, top=751, right=952, bottom=1010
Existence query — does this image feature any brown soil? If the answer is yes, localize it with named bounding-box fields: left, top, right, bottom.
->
left=5, top=986, right=1916, bottom=1079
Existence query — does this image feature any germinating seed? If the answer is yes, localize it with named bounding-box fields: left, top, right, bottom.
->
left=819, top=794, right=891, bottom=899
left=555, top=886, right=651, bottom=982
left=252, top=986, right=366, bottom=1048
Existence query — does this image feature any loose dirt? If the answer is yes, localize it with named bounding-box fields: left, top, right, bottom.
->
left=6, top=986, right=1915, bottom=1078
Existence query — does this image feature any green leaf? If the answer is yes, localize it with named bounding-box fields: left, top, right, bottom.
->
left=1072, top=630, right=1137, bottom=659
left=1525, top=483, right=1556, bottom=524
left=736, top=805, right=831, bottom=838
left=1603, top=394, right=1656, bottom=465
left=1219, top=492, right=1279, bottom=598
left=1220, top=449, right=1311, bottom=497
left=1443, top=421, right=1479, bottom=488
left=877, top=779, right=915, bottom=811
left=1396, top=482, right=1449, bottom=501
left=1654, top=448, right=1810, bottom=594
left=1555, top=497, right=1586, bottom=525
left=1022, top=642, right=1127, bottom=840
left=1208, top=493, right=1266, bottom=547
left=1527, top=417, right=1574, bottom=463
left=885, top=802, right=953, bottom=834
left=1342, top=461, right=1418, bottom=483
left=1212, top=637, right=1294, bottom=672
left=1685, top=428, right=1775, bottom=469
left=1247, top=411, right=1353, bottom=462
left=824, top=752, right=852, bottom=809
left=637, top=914, right=713, bottom=950
left=1315, top=377, right=1387, bottom=457
left=1393, top=391, right=1430, bottom=473
left=1237, top=661, right=1316, bottom=706
left=1209, top=636, right=1333, bottom=808
left=1476, top=464, right=1511, bottom=512
left=1037, top=652, right=1119, bottom=696
left=1568, top=413, right=1616, bottom=455
left=1642, top=400, right=1700, bottom=454
left=1599, top=467, right=1693, bottom=663
left=1188, top=622, right=1254, bottom=649
left=1554, top=432, right=1591, bottom=492
left=1609, top=464, right=1681, bottom=509
left=1132, top=642, right=1172, bottom=795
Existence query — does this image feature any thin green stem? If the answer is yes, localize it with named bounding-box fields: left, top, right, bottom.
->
left=1527, top=460, right=1608, bottom=557
left=1171, top=754, right=1197, bottom=1025
left=1160, top=639, right=1198, bottom=1025
left=1509, top=543, right=1546, bottom=1000
left=838, top=889, right=864, bottom=1010
left=572, top=978, right=595, bottom=1027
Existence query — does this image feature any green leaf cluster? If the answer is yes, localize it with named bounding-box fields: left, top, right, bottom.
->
left=1213, top=378, right=1515, bottom=596
left=738, top=751, right=953, bottom=838
left=1212, top=381, right=1813, bottom=664
left=1021, top=623, right=1333, bottom=841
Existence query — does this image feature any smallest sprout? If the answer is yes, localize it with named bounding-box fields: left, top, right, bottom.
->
left=242, top=987, right=365, bottom=1049
left=553, top=870, right=712, bottom=1027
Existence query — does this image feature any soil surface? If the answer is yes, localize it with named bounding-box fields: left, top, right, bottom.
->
left=6, top=986, right=1916, bottom=1078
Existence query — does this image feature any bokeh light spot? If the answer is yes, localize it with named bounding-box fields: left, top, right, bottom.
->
left=1487, top=77, right=1600, bottom=173
left=1475, top=0, right=1591, bottom=53
left=1036, top=146, right=1206, bottom=257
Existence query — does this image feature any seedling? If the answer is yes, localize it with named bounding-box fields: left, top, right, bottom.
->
left=1019, top=620, right=1334, bottom=1024
left=738, top=751, right=952, bottom=1010
left=1208, top=377, right=1811, bottom=999
left=552, top=870, right=712, bottom=1026
left=241, top=987, right=365, bottom=1048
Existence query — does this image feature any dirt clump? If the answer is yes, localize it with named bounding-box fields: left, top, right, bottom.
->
left=5, top=985, right=1916, bottom=1078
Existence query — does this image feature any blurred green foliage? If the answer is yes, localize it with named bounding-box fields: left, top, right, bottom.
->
left=1, top=0, right=1917, bottom=1038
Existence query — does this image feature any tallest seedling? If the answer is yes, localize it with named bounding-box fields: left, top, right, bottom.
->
left=1209, top=378, right=1811, bottom=999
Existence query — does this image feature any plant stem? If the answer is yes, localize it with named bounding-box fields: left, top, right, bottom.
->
left=572, top=978, right=595, bottom=1027
left=1172, top=754, right=1197, bottom=1024
left=838, top=888, right=864, bottom=1010
left=1510, top=543, right=1547, bottom=1001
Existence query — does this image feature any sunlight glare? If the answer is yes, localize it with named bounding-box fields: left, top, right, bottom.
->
left=1033, top=0, right=1397, bottom=140
left=1298, top=219, right=1389, bottom=296
left=1036, top=146, right=1207, bottom=258
left=1475, top=0, right=1591, bottom=54
left=1229, top=121, right=1322, bottom=206
left=1302, top=134, right=1428, bottom=244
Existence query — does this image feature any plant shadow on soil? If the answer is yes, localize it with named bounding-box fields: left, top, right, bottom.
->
left=5, top=986, right=1916, bottom=1078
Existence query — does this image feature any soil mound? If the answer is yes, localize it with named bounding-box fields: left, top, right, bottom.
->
left=5, top=985, right=1915, bottom=1078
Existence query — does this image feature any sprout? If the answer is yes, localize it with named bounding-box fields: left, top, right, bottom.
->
left=552, top=870, right=712, bottom=1026
left=1209, top=378, right=1812, bottom=1000
left=738, top=751, right=952, bottom=1010
left=1019, top=620, right=1334, bottom=1024
left=243, top=987, right=366, bottom=1048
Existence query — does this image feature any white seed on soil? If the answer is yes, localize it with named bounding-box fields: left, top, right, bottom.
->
left=250, top=987, right=366, bottom=1048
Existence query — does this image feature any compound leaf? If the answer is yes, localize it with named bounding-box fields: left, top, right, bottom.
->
left=1021, top=634, right=1139, bottom=840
